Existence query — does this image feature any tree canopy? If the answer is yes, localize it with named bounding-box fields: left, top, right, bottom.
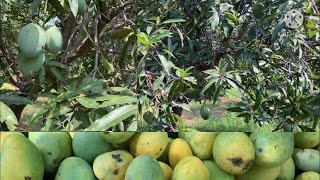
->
left=0, top=0, right=319, bottom=132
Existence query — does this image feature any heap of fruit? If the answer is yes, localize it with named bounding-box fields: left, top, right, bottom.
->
left=0, top=132, right=319, bottom=180
left=17, top=23, right=63, bottom=77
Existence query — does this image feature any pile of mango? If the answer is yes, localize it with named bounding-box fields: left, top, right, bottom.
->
left=0, top=132, right=319, bottom=180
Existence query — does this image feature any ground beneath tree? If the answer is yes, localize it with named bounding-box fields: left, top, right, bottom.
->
left=181, top=96, right=241, bottom=126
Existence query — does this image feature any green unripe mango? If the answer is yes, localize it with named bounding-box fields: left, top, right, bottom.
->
left=125, top=155, right=165, bottom=180
left=293, top=149, right=320, bottom=173
left=29, top=132, right=73, bottom=173
left=72, top=132, right=113, bottom=164
left=55, top=157, right=96, bottom=180
left=200, top=106, right=211, bottom=120
left=18, top=23, right=46, bottom=58
left=45, top=25, right=63, bottom=54
left=250, top=132, right=294, bottom=168
left=18, top=52, right=45, bottom=77
left=276, top=157, right=295, bottom=180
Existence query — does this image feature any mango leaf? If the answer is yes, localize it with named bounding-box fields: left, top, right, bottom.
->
left=85, top=105, right=138, bottom=131
left=209, top=8, right=219, bottom=30
left=162, top=19, right=186, bottom=24
left=74, top=108, right=91, bottom=128
left=0, top=94, right=32, bottom=105
left=49, top=67, right=66, bottom=82
left=48, top=0, right=68, bottom=14
left=76, top=97, right=100, bottom=108
left=226, top=106, right=244, bottom=112
left=29, top=0, right=42, bottom=17
left=67, top=0, right=78, bottom=17
left=99, top=96, right=137, bottom=108
left=157, top=52, right=171, bottom=74
left=47, top=60, right=68, bottom=68
left=271, top=20, right=285, bottom=42
left=137, top=32, right=149, bottom=44
left=29, top=108, right=49, bottom=126
left=0, top=101, right=18, bottom=131
left=117, top=36, right=135, bottom=68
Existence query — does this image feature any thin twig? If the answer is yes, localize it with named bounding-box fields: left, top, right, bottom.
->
left=93, top=14, right=99, bottom=78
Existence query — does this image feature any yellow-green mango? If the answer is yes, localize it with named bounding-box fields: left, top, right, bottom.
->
left=295, top=171, right=320, bottom=180
left=129, top=132, right=168, bottom=159
left=158, top=161, right=173, bottom=180
left=172, top=156, right=209, bottom=180
left=212, top=132, right=255, bottom=174
left=180, top=132, right=219, bottom=160
left=93, top=150, right=134, bottom=180
left=1, top=134, right=44, bottom=180
left=276, top=157, right=295, bottom=180
left=168, top=138, right=193, bottom=168
left=294, top=132, right=320, bottom=149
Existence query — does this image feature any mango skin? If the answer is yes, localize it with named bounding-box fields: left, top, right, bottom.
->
left=0, top=132, right=24, bottom=150
left=124, top=155, right=165, bottom=180
left=295, top=171, right=320, bottom=180
left=181, top=132, right=219, bottom=160
left=45, top=26, right=63, bottom=54
left=236, top=165, right=280, bottom=180
left=55, top=157, right=96, bottom=180
left=103, top=132, right=135, bottom=144
left=294, top=132, right=320, bottom=149
left=168, top=138, right=193, bottom=168
left=293, top=149, right=320, bottom=173
left=93, top=150, right=134, bottom=180
left=172, top=156, right=209, bottom=180
left=18, top=51, right=45, bottom=77
left=157, top=137, right=173, bottom=164
left=18, top=23, right=46, bottom=58
left=72, top=132, right=113, bottom=164
left=250, top=132, right=294, bottom=168
left=29, top=132, right=72, bottom=173
left=158, top=161, right=173, bottom=180
left=1, top=134, right=44, bottom=180
left=212, top=132, right=255, bottom=174
left=276, top=157, right=295, bottom=180
left=203, top=160, right=235, bottom=180
left=129, top=132, right=168, bottom=159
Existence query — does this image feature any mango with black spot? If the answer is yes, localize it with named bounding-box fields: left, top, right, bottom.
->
left=93, top=150, right=134, bottom=180
left=212, top=132, right=255, bottom=174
